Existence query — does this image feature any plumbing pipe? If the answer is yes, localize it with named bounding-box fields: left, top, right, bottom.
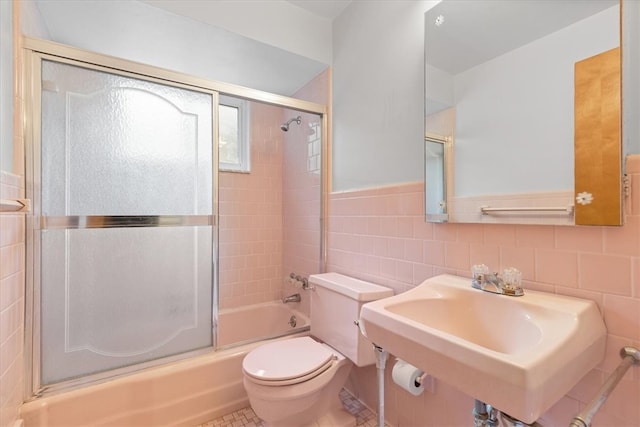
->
left=374, top=345, right=388, bottom=427
left=569, top=346, right=640, bottom=427
left=473, top=400, right=488, bottom=427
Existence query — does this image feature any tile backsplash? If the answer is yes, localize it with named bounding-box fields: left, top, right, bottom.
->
left=331, top=156, right=640, bottom=426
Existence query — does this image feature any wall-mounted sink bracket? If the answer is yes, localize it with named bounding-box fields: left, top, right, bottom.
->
left=569, top=346, right=640, bottom=427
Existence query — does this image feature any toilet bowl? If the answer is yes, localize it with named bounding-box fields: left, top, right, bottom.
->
left=241, top=273, right=393, bottom=427
left=242, top=337, right=354, bottom=427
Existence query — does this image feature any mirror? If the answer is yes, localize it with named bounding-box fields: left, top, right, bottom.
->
left=425, top=0, right=622, bottom=225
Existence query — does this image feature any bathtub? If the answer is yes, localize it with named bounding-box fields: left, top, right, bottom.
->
left=20, top=302, right=310, bottom=427
left=217, top=301, right=309, bottom=347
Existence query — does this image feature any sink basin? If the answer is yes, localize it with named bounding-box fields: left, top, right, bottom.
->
left=359, top=274, right=606, bottom=423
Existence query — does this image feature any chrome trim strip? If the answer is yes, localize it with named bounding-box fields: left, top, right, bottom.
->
left=39, top=215, right=213, bottom=230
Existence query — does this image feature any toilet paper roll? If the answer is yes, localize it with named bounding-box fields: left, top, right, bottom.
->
left=391, top=359, right=424, bottom=396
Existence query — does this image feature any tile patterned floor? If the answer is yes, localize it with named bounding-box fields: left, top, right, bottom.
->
left=197, top=389, right=382, bottom=427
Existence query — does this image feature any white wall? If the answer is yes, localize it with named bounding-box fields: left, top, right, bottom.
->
left=453, top=6, right=619, bottom=196
left=141, top=0, right=332, bottom=66
left=332, top=1, right=440, bottom=192
left=1, top=0, right=52, bottom=175
left=425, top=63, right=453, bottom=116
left=0, top=0, right=13, bottom=172
left=19, top=0, right=49, bottom=39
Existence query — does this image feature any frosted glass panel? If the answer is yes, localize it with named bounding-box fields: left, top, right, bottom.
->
left=41, top=60, right=213, bottom=216
left=41, top=227, right=212, bottom=384
left=38, top=59, right=214, bottom=386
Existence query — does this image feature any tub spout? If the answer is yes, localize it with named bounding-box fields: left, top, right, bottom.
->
left=282, top=293, right=301, bottom=303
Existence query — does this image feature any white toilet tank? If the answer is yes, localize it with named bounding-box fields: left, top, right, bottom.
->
left=308, top=273, right=393, bottom=367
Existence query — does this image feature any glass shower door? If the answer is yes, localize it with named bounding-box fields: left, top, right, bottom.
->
left=36, top=59, right=214, bottom=386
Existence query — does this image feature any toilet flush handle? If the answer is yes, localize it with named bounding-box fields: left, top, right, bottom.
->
left=353, top=319, right=367, bottom=336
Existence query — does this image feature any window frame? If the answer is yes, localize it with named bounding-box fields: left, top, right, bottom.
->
left=218, top=95, right=250, bottom=173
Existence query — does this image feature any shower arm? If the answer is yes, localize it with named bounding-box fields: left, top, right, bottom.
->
left=281, top=116, right=302, bottom=131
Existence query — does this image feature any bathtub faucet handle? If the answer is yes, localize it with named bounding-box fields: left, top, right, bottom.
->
left=301, top=277, right=314, bottom=290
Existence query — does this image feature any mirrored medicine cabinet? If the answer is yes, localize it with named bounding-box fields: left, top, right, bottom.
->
left=425, top=0, right=631, bottom=226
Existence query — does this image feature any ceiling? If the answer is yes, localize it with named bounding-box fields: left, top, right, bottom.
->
left=286, top=0, right=352, bottom=20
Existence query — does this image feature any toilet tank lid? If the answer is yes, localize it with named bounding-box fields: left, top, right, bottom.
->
left=309, top=273, right=393, bottom=301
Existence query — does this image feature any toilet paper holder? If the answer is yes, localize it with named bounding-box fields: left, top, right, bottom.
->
left=391, top=358, right=435, bottom=395
left=414, top=371, right=428, bottom=386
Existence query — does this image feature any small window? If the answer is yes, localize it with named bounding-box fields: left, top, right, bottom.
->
left=219, top=95, right=250, bottom=172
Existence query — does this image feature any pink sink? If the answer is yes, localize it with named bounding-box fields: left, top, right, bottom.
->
left=359, top=274, right=606, bottom=423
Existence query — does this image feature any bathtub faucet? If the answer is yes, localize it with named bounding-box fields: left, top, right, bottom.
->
left=282, top=293, right=301, bottom=303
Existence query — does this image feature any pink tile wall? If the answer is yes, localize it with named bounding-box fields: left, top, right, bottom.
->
left=218, top=102, right=284, bottom=309
left=331, top=156, right=640, bottom=426
left=219, top=71, right=329, bottom=311
left=0, top=172, right=25, bottom=427
left=281, top=69, right=329, bottom=313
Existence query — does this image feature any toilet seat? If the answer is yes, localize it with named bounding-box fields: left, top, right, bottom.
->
left=243, top=337, right=337, bottom=386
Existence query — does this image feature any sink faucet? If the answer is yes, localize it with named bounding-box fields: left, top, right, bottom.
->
left=473, top=272, right=504, bottom=293
left=282, top=293, right=301, bottom=303
left=472, top=265, right=524, bottom=297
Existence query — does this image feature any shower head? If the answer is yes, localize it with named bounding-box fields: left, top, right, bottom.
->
left=280, top=116, right=302, bottom=132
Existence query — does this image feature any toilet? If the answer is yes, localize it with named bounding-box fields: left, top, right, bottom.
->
left=242, top=272, right=393, bottom=427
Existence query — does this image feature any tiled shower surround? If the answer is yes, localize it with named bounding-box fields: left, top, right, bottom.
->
left=331, top=156, right=640, bottom=426
left=218, top=101, right=285, bottom=310
left=218, top=70, right=326, bottom=311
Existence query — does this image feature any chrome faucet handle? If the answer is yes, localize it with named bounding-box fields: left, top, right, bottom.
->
left=471, top=264, right=490, bottom=289
left=501, top=268, right=523, bottom=296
